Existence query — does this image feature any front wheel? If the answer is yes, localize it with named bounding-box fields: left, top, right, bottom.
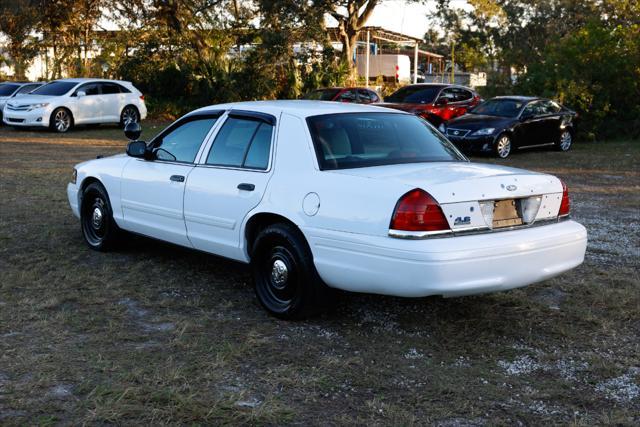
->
left=556, top=130, right=573, bottom=151
left=251, top=223, right=333, bottom=319
left=50, top=108, right=73, bottom=133
left=494, top=134, right=512, bottom=158
left=80, top=182, right=120, bottom=251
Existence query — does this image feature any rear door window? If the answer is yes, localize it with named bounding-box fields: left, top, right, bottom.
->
left=101, top=83, right=121, bottom=94
left=206, top=117, right=273, bottom=170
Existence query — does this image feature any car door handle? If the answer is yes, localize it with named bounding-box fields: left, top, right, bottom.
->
left=170, top=175, right=185, bottom=183
left=237, top=183, right=255, bottom=191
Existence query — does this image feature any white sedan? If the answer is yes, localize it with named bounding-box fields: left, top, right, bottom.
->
left=67, top=101, right=587, bottom=319
left=3, top=78, right=147, bottom=132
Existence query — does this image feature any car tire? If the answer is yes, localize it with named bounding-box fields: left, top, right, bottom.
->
left=251, top=223, right=333, bottom=319
left=120, top=105, right=139, bottom=128
left=80, top=182, right=120, bottom=251
left=555, top=130, right=573, bottom=152
left=494, top=133, right=512, bottom=158
left=50, top=107, right=73, bottom=133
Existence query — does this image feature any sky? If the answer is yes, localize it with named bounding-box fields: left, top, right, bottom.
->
left=326, top=0, right=471, bottom=39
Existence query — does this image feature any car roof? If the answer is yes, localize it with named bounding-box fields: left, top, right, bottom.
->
left=312, top=87, right=376, bottom=91
left=193, top=100, right=408, bottom=119
left=51, top=78, right=131, bottom=85
left=491, top=96, right=539, bottom=102
left=402, top=83, right=471, bottom=89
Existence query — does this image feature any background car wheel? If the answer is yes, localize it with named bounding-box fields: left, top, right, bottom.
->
left=556, top=130, right=573, bottom=151
left=494, top=134, right=512, bottom=158
left=120, top=105, right=139, bottom=128
left=251, top=223, right=333, bottom=319
left=80, top=182, right=120, bottom=251
left=50, top=108, right=73, bottom=133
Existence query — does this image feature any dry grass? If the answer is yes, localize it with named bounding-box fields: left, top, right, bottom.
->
left=0, top=124, right=638, bottom=425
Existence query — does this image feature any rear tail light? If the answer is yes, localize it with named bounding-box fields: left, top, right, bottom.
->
left=558, top=180, right=570, bottom=217
left=139, top=95, right=145, bottom=101
left=390, top=189, right=450, bottom=232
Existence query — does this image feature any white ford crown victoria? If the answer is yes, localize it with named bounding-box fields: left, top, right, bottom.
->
left=67, top=101, right=587, bottom=318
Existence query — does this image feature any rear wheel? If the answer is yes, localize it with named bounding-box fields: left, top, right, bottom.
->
left=120, top=105, right=139, bottom=128
left=251, top=223, right=333, bottom=319
left=80, top=182, right=120, bottom=251
left=50, top=108, right=73, bottom=133
left=494, top=134, right=512, bottom=158
left=556, top=130, right=572, bottom=151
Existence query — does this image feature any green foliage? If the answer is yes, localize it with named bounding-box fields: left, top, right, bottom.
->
left=430, top=0, right=640, bottom=140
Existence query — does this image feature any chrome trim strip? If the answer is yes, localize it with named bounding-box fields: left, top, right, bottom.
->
left=519, top=143, right=554, bottom=149
left=389, top=217, right=569, bottom=240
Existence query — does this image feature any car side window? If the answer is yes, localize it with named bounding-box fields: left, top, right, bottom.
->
left=522, top=101, right=544, bottom=117
left=337, top=90, right=357, bottom=102
left=368, top=90, right=380, bottom=102
left=76, top=83, right=100, bottom=96
left=154, top=117, right=218, bottom=163
left=541, top=100, right=561, bottom=114
left=455, top=89, right=473, bottom=102
left=206, top=117, right=273, bottom=170
left=16, top=84, right=39, bottom=94
left=438, top=88, right=456, bottom=102
left=357, top=90, right=371, bottom=103
left=101, top=83, right=120, bottom=94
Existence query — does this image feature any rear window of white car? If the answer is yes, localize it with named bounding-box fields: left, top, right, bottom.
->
left=307, top=113, right=465, bottom=170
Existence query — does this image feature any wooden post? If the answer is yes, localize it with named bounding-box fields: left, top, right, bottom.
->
left=451, top=42, right=455, bottom=84
left=365, top=30, right=370, bottom=87
left=413, top=42, right=418, bottom=84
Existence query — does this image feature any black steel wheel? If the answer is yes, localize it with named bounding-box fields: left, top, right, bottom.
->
left=120, top=105, right=139, bottom=128
left=251, top=223, right=333, bottom=319
left=80, top=182, right=119, bottom=251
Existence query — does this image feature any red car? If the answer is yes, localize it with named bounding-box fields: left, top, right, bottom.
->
left=302, top=87, right=381, bottom=104
left=380, top=84, right=482, bottom=126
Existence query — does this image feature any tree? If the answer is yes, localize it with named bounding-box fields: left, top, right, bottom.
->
left=0, top=0, right=39, bottom=80
left=325, top=0, right=379, bottom=79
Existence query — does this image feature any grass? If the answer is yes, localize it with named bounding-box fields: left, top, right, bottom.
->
left=0, top=124, right=638, bottom=425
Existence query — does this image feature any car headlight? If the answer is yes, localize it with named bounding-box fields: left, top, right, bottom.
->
left=438, top=123, right=446, bottom=133
left=26, top=103, right=49, bottom=111
left=473, top=128, right=495, bottom=136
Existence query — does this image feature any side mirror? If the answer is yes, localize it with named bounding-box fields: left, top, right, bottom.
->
left=435, top=97, right=449, bottom=106
left=124, top=122, right=142, bottom=140
left=77, top=91, right=86, bottom=97
left=126, top=140, right=147, bottom=158
left=125, top=122, right=146, bottom=158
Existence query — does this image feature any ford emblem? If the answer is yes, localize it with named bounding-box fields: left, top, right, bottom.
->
left=506, top=185, right=517, bottom=191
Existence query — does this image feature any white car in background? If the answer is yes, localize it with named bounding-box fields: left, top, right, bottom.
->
left=2, top=78, right=147, bottom=133
left=66, top=101, right=587, bottom=319
left=0, top=81, right=45, bottom=124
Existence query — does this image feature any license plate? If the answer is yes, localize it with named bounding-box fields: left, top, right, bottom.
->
left=492, top=199, right=523, bottom=228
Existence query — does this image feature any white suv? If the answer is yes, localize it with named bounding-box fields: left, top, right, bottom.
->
left=2, top=78, right=147, bottom=133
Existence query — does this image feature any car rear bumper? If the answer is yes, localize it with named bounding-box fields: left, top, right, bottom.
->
left=305, top=220, right=587, bottom=297
left=2, top=108, right=50, bottom=127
